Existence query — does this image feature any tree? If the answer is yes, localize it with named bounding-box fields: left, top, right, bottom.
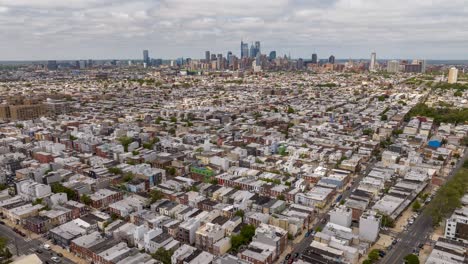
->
left=315, top=226, right=323, bottom=232
left=404, top=254, right=420, bottom=264
left=381, top=114, right=388, bottom=121
left=108, top=167, right=123, bottom=175
left=412, top=200, right=421, bottom=212
left=380, top=214, right=395, bottom=228
left=277, top=194, right=285, bottom=201
left=81, top=194, right=92, bottom=206
left=368, top=249, right=380, bottom=262
left=287, top=106, right=295, bottom=114
left=149, top=189, right=164, bottom=203
left=166, top=167, right=176, bottom=176
left=362, top=260, right=372, bottom=264
left=51, top=183, right=78, bottom=201
left=235, top=209, right=245, bottom=219
left=122, top=172, right=134, bottom=182
left=118, top=136, right=133, bottom=152
left=170, top=116, right=177, bottom=123
left=152, top=247, right=173, bottom=264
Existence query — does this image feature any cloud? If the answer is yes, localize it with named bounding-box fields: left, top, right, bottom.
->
left=0, top=0, right=466, bottom=60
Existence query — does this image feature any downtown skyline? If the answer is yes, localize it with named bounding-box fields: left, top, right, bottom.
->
left=0, top=0, right=467, bottom=60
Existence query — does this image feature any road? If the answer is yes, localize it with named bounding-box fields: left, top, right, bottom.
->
left=290, top=158, right=377, bottom=256
left=0, top=224, right=74, bottom=264
left=381, top=147, right=467, bottom=264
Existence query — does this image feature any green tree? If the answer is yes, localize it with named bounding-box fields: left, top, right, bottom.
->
left=118, top=136, right=133, bottom=152
left=235, top=210, right=245, bottom=220
left=277, top=194, right=285, bottom=201
left=51, top=183, right=78, bottom=201
left=108, top=167, right=123, bottom=175
left=368, top=249, right=380, bottom=262
left=81, top=194, right=92, bottom=206
left=166, top=167, right=177, bottom=176
left=287, top=106, right=295, bottom=114
left=151, top=247, right=173, bottom=264
left=170, top=116, right=177, bottom=123
left=412, top=200, right=421, bottom=212
left=122, top=172, right=134, bottom=182
left=149, top=189, right=164, bottom=203
left=404, top=254, right=420, bottom=264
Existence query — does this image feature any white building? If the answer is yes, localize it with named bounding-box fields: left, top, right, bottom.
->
left=448, top=67, right=458, bottom=84
left=329, top=205, right=352, bottom=228
left=359, top=211, right=381, bottom=242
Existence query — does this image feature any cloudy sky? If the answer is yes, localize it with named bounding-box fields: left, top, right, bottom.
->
left=0, top=0, right=467, bottom=60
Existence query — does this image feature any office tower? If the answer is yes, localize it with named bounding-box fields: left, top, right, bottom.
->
left=328, top=55, right=335, bottom=64
left=241, top=41, right=249, bottom=59
left=249, top=43, right=256, bottom=58
left=205, top=51, right=210, bottom=62
left=255, top=41, right=261, bottom=55
left=312, top=53, right=318, bottom=64
left=412, top=59, right=426, bottom=73
left=227, top=51, right=233, bottom=65
left=387, top=60, right=400, bottom=73
left=269, top=51, right=277, bottom=60
left=217, top=54, right=222, bottom=70
left=211, top=54, right=217, bottom=61
left=47, top=60, right=58, bottom=70
left=297, top=58, right=304, bottom=70
left=369, top=52, right=377, bottom=72
left=143, top=50, right=150, bottom=65
left=448, top=67, right=458, bottom=84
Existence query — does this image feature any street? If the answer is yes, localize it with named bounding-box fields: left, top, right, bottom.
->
left=289, top=158, right=377, bottom=257
left=0, top=224, right=75, bottom=264
left=381, top=147, right=467, bottom=264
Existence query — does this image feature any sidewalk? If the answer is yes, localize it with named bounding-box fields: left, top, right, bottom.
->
left=47, top=240, right=88, bottom=264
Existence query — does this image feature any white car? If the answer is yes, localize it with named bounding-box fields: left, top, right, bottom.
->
left=51, top=256, right=61, bottom=263
left=43, top=244, right=51, bottom=250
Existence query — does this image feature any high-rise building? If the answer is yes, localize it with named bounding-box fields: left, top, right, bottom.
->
left=205, top=51, right=210, bottom=62
left=255, top=41, right=261, bottom=55
left=211, top=54, right=217, bottom=61
left=328, top=55, right=335, bottom=64
left=312, top=53, right=318, bottom=64
left=412, top=59, right=426, bottom=73
left=448, top=67, right=458, bottom=84
left=249, top=44, right=256, bottom=58
left=269, top=51, right=277, bottom=60
left=227, top=51, right=233, bottom=65
left=387, top=60, right=400, bottom=73
left=241, top=41, right=249, bottom=59
left=143, top=50, right=150, bottom=65
left=369, top=52, right=377, bottom=72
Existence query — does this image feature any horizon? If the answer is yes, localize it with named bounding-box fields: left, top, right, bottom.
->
left=0, top=0, right=467, bottom=60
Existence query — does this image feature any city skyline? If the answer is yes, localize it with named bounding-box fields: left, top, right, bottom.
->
left=0, top=0, right=467, bottom=60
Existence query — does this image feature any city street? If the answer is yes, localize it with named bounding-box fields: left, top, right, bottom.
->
left=0, top=224, right=75, bottom=264
left=381, top=147, right=467, bottom=264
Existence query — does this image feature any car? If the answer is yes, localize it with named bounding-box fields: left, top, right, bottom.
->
left=0, top=221, right=5, bottom=225
left=57, top=253, right=63, bottom=257
left=35, top=249, right=43, bottom=254
left=285, top=254, right=291, bottom=260
left=392, top=239, right=397, bottom=245
left=305, top=232, right=310, bottom=237
left=43, top=244, right=51, bottom=250
left=418, top=243, right=424, bottom=249
left=51, top=256, right=61, bottom=263
left=294, top=252, right=300, bottom=259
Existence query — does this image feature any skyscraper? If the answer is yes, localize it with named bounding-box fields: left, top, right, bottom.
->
left=249, top=43, right=256, bottom=58
left=269, top=51, right=277, bottom=60
left=369, top=52, right=377, bottom=72
left=255, top=41, right=261, bottom=55
left=227, top=51, right=233, bottom=65
left=143, top=50, right=150, bottom=65
left=205, top=51, right=210, bottom=62
left=448, top=67, right=458, bottom=84
left=241, top=41, right=249, bottom=59
left=387, top=60, right=400, bottom=73
left=312, top=53, right=318, bottom=64
left=328, top=55, right=335, bottom=64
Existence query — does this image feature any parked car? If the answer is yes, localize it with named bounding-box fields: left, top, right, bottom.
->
left=285, top=254, right=291, bottom=260
left=51, top=256, right=61, bottom=263
left=35, top=249, right=43, bottom=254
left=0, top=221, right=5, bottom=225
left=57, top=253, right=63, bottom=257
left=43, top=244, right=51, bottom=250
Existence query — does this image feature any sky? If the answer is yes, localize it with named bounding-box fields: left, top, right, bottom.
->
left=0, top=0, right=467, bottom=60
